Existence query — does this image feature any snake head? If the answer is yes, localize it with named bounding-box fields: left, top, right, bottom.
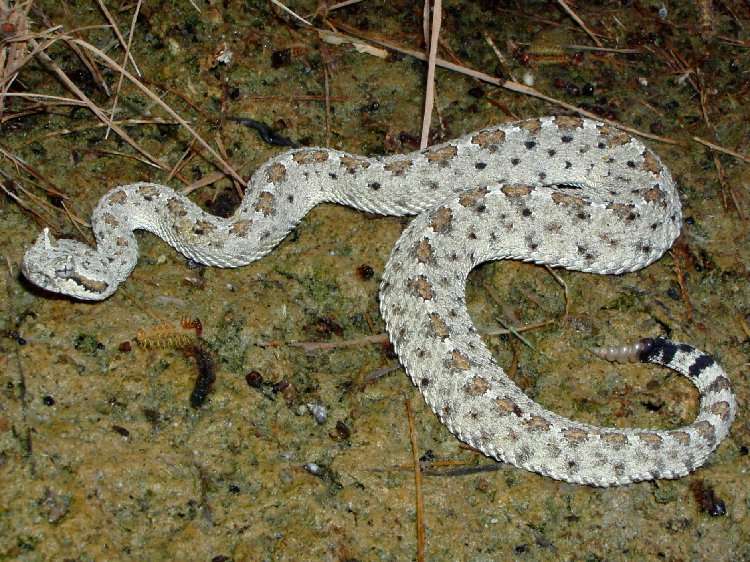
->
left=22, top=228, right=115, bottom=301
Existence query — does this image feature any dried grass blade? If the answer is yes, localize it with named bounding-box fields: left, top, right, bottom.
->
left=94, top=0, right=142, bottom=76
left=420, top=0, right=441, bottom=149
left=67, top=37, right=246, bottom=185
left=105, top=0, right=143, bottom=139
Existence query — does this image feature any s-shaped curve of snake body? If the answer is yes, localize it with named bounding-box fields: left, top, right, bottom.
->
left=22, top=116, right=736, bottom=486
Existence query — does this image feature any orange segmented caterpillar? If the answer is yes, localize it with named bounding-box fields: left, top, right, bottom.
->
left=135, top=319, right=215, bottom=408
left=136, top=322, right=201, bottom=350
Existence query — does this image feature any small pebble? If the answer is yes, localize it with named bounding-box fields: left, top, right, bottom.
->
left=332, top=420, right=351, bottom=441
left=271, top=49, right=291, bottom=68
left=112, top=425, right=130, bottom=437
left=245, top=371, right=263, bottom=388
left=357, top=264, right=374, bottom=280
left=307, top=403, right=328, bottom=424
left=304, top=462, right=323, bottom=476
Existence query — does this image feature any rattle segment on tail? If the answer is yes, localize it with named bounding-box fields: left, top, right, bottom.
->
left=591, top=338, right=657, bottom=363
left=21, top=117, right=736, bottom=485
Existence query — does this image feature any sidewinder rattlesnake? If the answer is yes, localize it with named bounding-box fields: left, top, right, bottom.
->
left=22, top=116, right=736, bottom=486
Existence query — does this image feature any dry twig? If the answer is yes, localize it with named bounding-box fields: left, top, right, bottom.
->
left=105, top=0, right=143, bottom=139
left=669, top=249, right=694, bottom=323
left=268, top=0, right=312, bottom=27
left=406, top=399, right=426, bottom=562
left=330, top=21, right=678, bottom=144
left=94, top=0, right=142, bottom=76
left=693, top=136, right=750, bottom=164
left=556, top=0, right=602, bottom=46
left=420, top=0, right=441, bottom=149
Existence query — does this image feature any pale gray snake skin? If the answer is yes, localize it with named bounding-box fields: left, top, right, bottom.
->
left=22, top=116, right=736, bottom=486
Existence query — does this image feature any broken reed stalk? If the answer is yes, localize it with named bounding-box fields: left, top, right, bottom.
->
left=420, top=0, right=441, bottom=150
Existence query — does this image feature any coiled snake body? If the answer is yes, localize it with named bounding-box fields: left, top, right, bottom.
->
left=22, top=116, right=736, bottom=486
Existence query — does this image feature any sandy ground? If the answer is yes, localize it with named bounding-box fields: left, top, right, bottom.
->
left=1, top=1, right=748, bottom=560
